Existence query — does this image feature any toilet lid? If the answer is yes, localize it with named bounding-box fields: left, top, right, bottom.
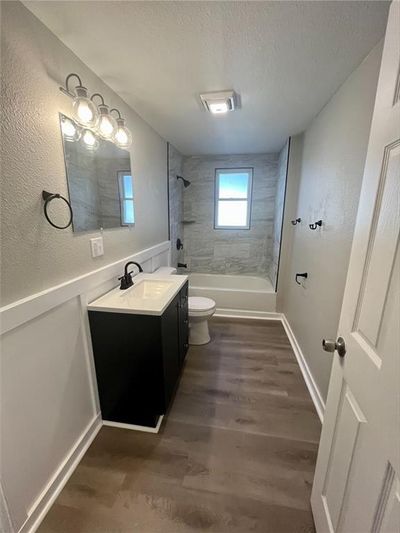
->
left=189, top=296, right=216, bottom=312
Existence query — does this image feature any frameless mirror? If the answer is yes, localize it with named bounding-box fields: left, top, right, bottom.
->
left=59, top=113, right=134, bottom=232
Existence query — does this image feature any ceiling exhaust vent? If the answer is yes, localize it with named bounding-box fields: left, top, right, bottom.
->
left=200, top=90, right=238, bottom=114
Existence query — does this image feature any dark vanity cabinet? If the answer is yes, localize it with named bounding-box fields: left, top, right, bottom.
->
left=178, top=281, right=189, bottom=364
left=88, top=281, right=189, bottom=428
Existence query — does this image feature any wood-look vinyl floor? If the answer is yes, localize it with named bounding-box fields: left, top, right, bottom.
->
left=38, top=318, right=321, bottom=533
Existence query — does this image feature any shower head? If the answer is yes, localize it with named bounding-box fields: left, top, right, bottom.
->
left=177, top=175, right=191, bottom=188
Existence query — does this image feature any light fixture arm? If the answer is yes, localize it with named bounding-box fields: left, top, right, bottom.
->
left=110, top=108, right=122, bottom=119
left=59, top=72, right=132, bottom=148
left=91, top=93, right=106, bottom=106
left=60, top=73, right=84, bottom=97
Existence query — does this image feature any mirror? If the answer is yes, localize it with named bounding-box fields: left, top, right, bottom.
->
left=60, top=113, right=134, bottom=232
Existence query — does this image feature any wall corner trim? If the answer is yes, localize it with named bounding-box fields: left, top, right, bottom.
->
left=281, top=315, right=325, bottom=423
left=19, top=414, right=102, bottom=533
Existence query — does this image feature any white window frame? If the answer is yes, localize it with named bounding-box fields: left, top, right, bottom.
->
left=118, top=171, right=135, bottom=226
left=214, top=168, right=253, bottom=230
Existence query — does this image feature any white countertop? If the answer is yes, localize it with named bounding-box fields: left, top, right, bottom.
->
left=87, top=273, right=188, bottom=316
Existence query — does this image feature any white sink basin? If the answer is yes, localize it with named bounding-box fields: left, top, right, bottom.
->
left=87, top=273, right=188, bottom=316
left=123, top=279, right=174, bottom=300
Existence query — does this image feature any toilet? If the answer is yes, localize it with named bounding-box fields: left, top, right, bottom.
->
left=187, top=296, right=216, bottom=345
left=154, top=267, right=216, bottom=345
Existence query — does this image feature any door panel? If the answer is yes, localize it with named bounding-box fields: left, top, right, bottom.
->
left=372, top=464, right=400, bottom=533
left=161, top=294, right=180, bottom=409
left=354, top=140, right=399, bottom=347
left=311, top=4, right=400, bottom=532
left=322, top=385, right=366, bottom=531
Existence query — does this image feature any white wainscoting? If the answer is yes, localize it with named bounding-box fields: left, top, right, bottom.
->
left=0, top=241, right=170, bottom=533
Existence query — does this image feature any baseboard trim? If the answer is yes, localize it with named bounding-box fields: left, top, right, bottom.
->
left=214, top=308, right=282, bottom=320
left=214, top=309, right=325, bottom=421
left=103, top=415, right=164, bottom=434
left=281, top=315, right=325, bottom=422
left=20, top=414, right=102, bottom=533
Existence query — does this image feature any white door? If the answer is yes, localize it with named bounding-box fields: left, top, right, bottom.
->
left=311, top=3, right=400, bottom=532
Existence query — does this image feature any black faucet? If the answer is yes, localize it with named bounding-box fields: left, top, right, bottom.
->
left=119, top=261, right=143, bottom=290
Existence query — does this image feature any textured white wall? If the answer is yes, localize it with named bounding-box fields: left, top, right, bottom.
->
left=0, top=1, right=168, bottom=306
left=0, top=3, right=169, bottom=530
left=278, top=43, right=382, bottom=402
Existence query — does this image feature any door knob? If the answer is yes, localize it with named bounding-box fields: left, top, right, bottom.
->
left=322, top=337, right=346, bottom=357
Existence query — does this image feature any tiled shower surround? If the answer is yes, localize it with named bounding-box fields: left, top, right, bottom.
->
left=168, top=147, right=289, bottom=284
left=168, top=144, right=185, bottom=268
left=269, top=141, right=290, bottom=286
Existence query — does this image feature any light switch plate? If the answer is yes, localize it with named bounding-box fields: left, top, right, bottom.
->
left=90, top=236, right=104, bottom=258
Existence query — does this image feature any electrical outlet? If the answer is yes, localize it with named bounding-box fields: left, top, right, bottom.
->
left=90, top=236, right=104, bottom=258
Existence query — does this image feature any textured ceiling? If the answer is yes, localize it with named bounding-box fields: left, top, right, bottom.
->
left=24, top=1, right=389, bottom=155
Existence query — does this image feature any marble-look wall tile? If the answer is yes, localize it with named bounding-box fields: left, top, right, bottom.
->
left=269, top=140, right=289, bottom=287
left=64, top=139, right=131, bottom=232
left=65, top=143, right=100, bottom=232
left=182, top=153, right=279, bottom=278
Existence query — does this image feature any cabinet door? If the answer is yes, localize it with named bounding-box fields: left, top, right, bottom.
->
left=88, top=311, right=163, bottom=427
left=161, top=295, right=180, bottom=409
left=178, top=282, right=189, bottom=363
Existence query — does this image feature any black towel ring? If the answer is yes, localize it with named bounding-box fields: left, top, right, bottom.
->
left=42, top=190, right=73, bottom=229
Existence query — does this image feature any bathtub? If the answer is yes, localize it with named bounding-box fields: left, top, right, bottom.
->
left=189, top=273, right=276, bottom=315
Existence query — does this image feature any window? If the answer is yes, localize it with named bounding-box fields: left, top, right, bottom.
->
left=214, top=168, right=253, bottom=229
left=118, top=171, right=135, bottom=225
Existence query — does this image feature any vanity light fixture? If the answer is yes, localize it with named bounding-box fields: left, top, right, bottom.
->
left=60, top=73, right=99, bottom=128
left=60, top=74, right=132, bottom=150
left=91, top=93, right=117, bottom=140
left=60, top=115, right=81, bottom=142
left=82, top=129, right=99, bottom=151
left=111, top=108, right=133, bottom=149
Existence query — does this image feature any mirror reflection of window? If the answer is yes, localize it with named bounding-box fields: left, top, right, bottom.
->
left=118, top=172, right=135, bottom=225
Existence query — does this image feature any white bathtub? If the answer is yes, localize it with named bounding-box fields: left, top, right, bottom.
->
left=189, top=273, right=276, bottom=315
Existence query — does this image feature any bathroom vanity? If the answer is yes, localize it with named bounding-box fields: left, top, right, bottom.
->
left=88, top=274, right=189, bottom=429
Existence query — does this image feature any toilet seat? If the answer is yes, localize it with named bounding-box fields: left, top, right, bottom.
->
left=189, top=296, right=216, bottom=315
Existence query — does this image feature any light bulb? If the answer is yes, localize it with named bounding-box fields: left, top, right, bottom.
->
left=209, top=102, right=228, bottom=114
left=72, top=86, right=98, bottom=128
left=82, top=129, right=99, bottom=151
left=97, top=104, right=117, bottom=140
left=114, top=117, right=132, bottom=148
left=61, top=116, right=80, bottom=141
